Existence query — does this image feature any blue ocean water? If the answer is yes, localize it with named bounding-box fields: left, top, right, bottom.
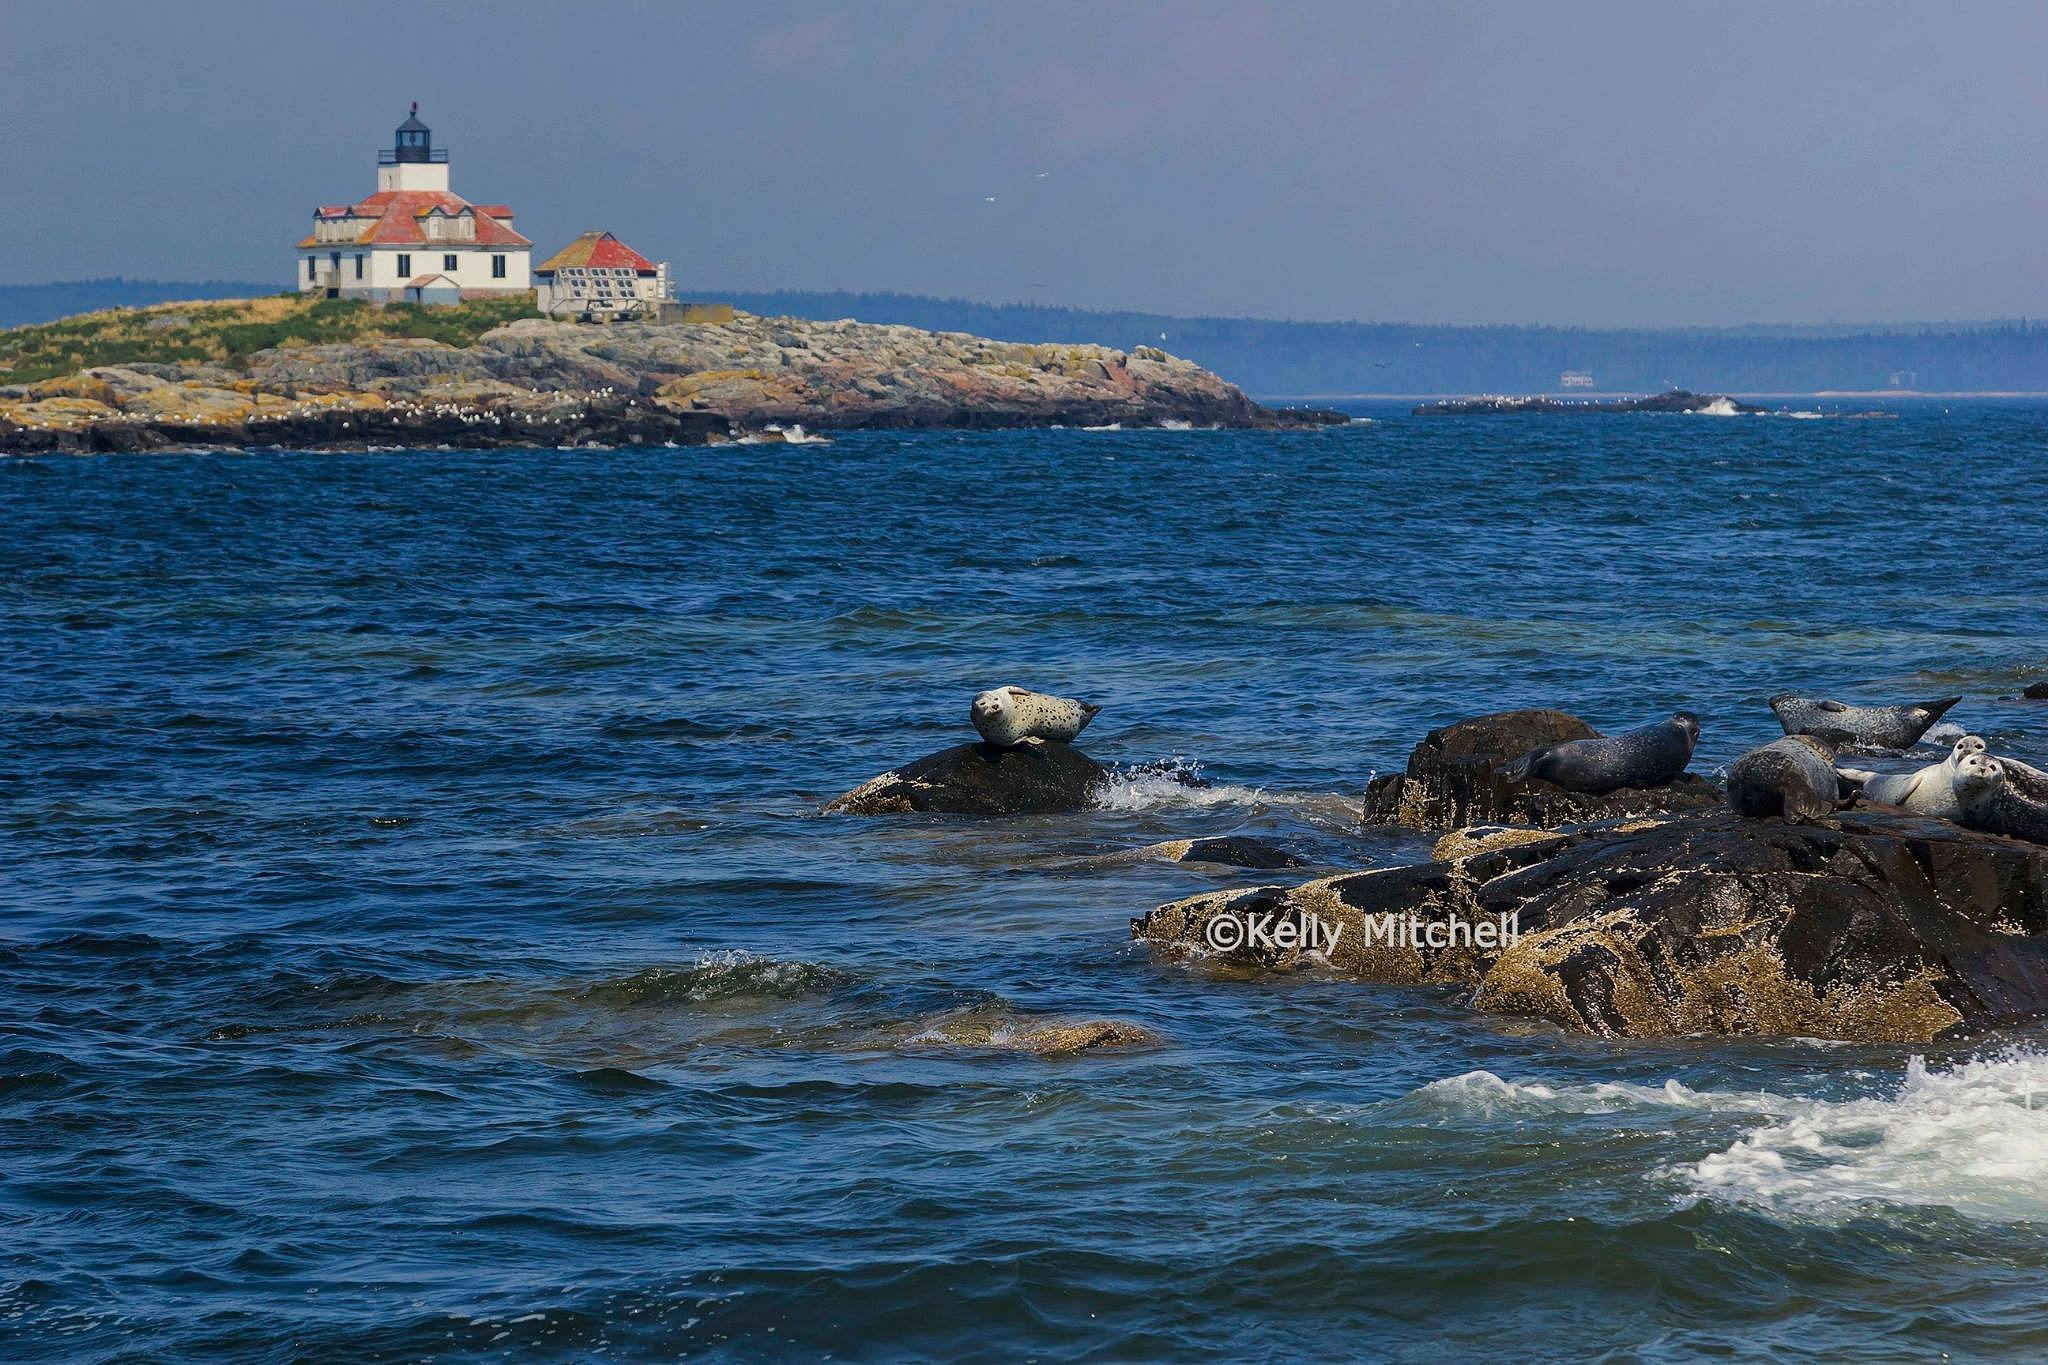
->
left=7, top=402, right=2048, bottom=1361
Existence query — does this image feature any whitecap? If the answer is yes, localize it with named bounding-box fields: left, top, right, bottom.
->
left=1693, top=397, right=1748, bottom=417
left=1676, top=1052, right=2048, bottom=1223
left=1091, top=757, right=1286, bottom=811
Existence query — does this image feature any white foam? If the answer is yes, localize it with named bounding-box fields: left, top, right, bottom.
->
left=1091, top=757, right=1288, bottom=811
left=1412, top=1055, right=2048, bottom=1223
left=1926, top=720, right=1966, bottom=744
left=1677, top=1053, right=2048, bottom=1222
left=1412, top=1068, right=1736, bottom=1118
left=1784, top=409, right=1825, bottom=419
left=1693, top=397, right=1749, bottom=417
left=1081, top=422, right=1123, bottom=432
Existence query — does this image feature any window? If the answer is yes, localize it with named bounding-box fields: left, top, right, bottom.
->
left=491, top=254, right=507, bottom=279
left=396, top=253, right=412, bottom=278
left=443, top=254, right=458, bottom=272
left=306, top=257, right=316, bottom=281
left=354, top=254, right=364, bottom=279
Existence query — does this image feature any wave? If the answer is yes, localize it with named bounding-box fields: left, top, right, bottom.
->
left=1091, top=757, right=1290, bottom=812
left=1676, top=1052, right=2048, bottom=1222
left=569, top=952, right=855, bottom=1007
left=1693, top=397, right=1749, bottom=417
left=1415, top=1053, right=2048, bottom=1224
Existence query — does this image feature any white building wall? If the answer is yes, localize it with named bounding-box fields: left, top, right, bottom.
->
left=299, top=244, right=531, bottom=298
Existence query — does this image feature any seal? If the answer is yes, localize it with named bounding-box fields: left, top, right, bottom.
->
left=1497, top=712, right=1700, bottom=795
left=1726, top=734, right=1842, bottom=823
left=1769, top=692, right=1962, bottom=750
left=970, top=686, right=1102, bottom=749
left=1837, top=734, right=1986, bottom=819
left=1953, top=753, right=2048, bottom=844
left=1999, top=754, right=2048, bottom=803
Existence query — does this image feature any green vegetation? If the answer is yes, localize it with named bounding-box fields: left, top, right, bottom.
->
left=0, top=292, right=540, bottom=385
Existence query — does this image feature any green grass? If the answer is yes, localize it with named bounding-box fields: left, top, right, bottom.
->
left=0, top=292, right=541, bottom=385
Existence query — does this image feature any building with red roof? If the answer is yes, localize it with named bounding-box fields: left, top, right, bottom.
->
left=534, top=231, right=675, bottom=322
left=297, top=106, right=532, bottom=303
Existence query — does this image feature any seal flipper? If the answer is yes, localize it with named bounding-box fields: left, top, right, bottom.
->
left=1917, top=696, right=1964, bottom=721
left=1497, top=750, right=1538, bottom=784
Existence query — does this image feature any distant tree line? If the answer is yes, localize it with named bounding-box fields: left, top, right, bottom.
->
left=0, top=279, right=282, bottom=330
left=710, top=290, right=2048, bottom=396
left=9, top=280, right=2048, bottom=395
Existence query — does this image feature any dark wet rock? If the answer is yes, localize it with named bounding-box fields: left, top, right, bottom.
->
left=1126, top=836, right=1308, bottom=870
left=1414, top=389, right=1767, bottom=416
left=1136, top=806, right=2048, bottom=1043
left=0, top=398, right=728, bottom=454
left=2024, top=682, right=2048, bottom=701
left=1361, top=708, right=1720, bottom=832
left=824, top=740, right=1109, bottom=816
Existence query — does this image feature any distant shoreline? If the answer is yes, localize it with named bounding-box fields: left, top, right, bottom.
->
left=1256, top=390, right=2048, bottom=402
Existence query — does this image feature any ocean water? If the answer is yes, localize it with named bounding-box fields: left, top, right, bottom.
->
left=7, top=402, right=2048, bottom=1361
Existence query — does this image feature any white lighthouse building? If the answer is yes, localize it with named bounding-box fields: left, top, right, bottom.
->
left=296, top=105, right=532, bottom=302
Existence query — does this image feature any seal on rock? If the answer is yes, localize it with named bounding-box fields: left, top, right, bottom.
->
left=1838, top=734, right=1985, bottom=819
left=1726, top=735, right=1842, bottom=823
left=1496, top=712, right=1700, bottom=795
left=970, top=686, right=1102, bottom=748
left=1769, top=692, right=1961, bottom=750
left=1954, top=753, right=2048, bottom=844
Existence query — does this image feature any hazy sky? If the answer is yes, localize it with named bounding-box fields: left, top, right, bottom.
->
left=4, top=1, right=2045, bottom=325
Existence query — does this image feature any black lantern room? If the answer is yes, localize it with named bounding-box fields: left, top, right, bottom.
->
left=393, top=103, right=433, bottom=163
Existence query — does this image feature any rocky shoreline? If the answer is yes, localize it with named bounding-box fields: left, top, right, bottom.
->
left=0, top=307, right=1345, bottom=453
left=1133, top=705, right=2048, bottom=1043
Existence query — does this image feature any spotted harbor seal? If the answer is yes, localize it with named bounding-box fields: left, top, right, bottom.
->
left=970, top=686, right=1102, bottom=748
left=1953, top=753, right=2048, bottom=844
left=1726, top=734, right=1842, bottom=823
left=1838, top=734, right=1985, bottom=819
left=1497, top=712, right=1700, bottom=795
left=1769, top=692, right=1962, bottom=750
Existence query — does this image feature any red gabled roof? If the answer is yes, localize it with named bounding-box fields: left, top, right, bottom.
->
left=303, top=189, right=532, bottom=248
left=535, top=230, right=658, bottom=275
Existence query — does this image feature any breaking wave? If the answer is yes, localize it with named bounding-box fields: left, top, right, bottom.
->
left=1677, top=1052, right=2048, bottom=1222
left=1413, top=1054, right=2048, bottom=1224
left=1091, top=757, right=1288, bottom=811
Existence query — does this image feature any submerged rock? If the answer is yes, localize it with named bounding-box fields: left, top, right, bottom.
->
left=900, top=1011, right=1163, bottom=1057
left=1135, top=807, right=2048, bottom=1043
left=1361, top=708, right=1720, bottom=832
left=825, top=740, right=1109, bottom=815
left=1122, top=836, right=1308, bottom=870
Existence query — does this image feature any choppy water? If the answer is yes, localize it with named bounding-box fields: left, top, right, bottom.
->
left=7, top=402, right=2048, bottom=1361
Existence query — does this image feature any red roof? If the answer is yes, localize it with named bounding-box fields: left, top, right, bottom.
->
left=300, top=189, right=531, bottom=249
left=535, top=230, right=658, bottom=275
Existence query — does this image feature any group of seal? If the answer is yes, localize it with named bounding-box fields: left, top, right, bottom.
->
left=969, top=686, right=1101, bottom=749
left=1490, top=685, right=2048, bottom=844
left=1731, top=691, right=2048, bottom=838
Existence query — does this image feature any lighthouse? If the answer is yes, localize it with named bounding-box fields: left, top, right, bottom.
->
left=296, top=105, right=533, bottom=302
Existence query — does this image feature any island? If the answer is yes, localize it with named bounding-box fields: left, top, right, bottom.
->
left=1414, top=389, right=1767, bottom=415
left=0, top=294, right=1345, bottom=453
